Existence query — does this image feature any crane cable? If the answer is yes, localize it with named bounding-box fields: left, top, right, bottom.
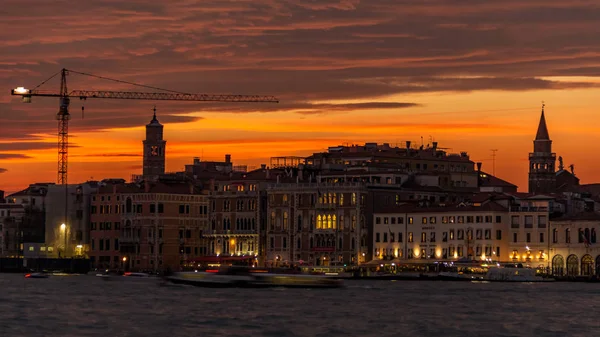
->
left=66, top=69, right=191, bottom=95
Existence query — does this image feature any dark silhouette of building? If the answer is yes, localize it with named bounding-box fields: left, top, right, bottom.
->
left=142, top=108, right=166, bottom=180
left=529, top=105, right=556, bottom=194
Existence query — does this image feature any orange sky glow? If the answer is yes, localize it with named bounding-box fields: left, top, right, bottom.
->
left=2, top=1, right=600, bottom=194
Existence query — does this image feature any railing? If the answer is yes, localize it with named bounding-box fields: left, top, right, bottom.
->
left=510, top=207, right=548, bottom=212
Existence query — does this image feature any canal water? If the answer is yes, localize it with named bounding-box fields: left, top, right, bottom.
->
left=1, top=274, right=598, bottom=336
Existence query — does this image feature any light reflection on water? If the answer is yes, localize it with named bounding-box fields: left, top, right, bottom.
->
left=1, top=274, right=599, bottom=337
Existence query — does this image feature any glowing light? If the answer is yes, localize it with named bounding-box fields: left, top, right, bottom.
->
left=14, top=87, right=28, bottom=94
left=122, top=257, right=127, bottom=262
left=60, top=223, right=66, bottom=231
left=76, top=245, right=82, bottom=249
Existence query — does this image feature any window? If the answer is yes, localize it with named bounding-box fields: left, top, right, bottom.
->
left=526, top=233, right=531, bottom=243
left=484, top=229, right=491, bottom=240
left=430, top=232, right=436, bottom=242
left=450, top=230, right=455, bottom=240
left=376, top=217, right=381, bottom=224
left=376, top=233, right=380, bottom=242
left=408, top=232, right=413, bottom=243
left=398, top=232, right=403, bottom=243
left=566, top=228, right=571, bottom=243
left=540, top=233, right=544, bottom=243
left=442, top=232, right=448, bottom=242
left=495, top=215, right=502, bottom=223
left=421, top=217, right=427, bottom=224
left=429, top=217, right=436, bottom=224
left=283, top=212, right=288, bottom=230
left=513, top=233, right=518, bottom=243
left=511, top=216, right=519, bottom=228
left=421, top=232, right=426, bottom=243
left=383, top=233, right=388, bottom=243
left=524, top=216, right=533, bottom=228
left=552, top=228, right=558, bottom=243
left=496, top=230, right=502, bottom=240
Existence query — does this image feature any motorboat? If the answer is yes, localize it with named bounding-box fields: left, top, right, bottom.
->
left=25, top=272, right=49, bottom=279
left=97, top=271, right=155, bottom=281
left=166, top=266, right=344, bottom=288
left=484, top=265, right=553, bottom=282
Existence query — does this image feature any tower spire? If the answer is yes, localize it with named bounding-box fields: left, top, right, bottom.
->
left=535, top=101, right=550, bottom=140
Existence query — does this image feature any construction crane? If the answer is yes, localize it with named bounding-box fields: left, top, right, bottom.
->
left=11, top=68, right=279, bottom=185
left=10, top=68, right=278, bottom=258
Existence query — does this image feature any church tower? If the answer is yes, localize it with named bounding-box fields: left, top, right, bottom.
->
left=528, top=104, right=556, bottom=194
left=142, top=107, right=166, bottom=180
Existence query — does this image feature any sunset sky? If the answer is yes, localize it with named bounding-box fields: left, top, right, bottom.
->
left=2, top=0, right=600, bottom=194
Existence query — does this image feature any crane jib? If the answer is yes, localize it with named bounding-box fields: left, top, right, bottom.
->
left=11, top=89, right=279, bottom=103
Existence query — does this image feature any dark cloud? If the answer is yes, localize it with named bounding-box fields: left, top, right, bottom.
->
left=0, top=168, right=6, bottom=173
left=0, top=142, right=81, bottom=151
left=1, top=0, right=599, bottom=135
left=0, top=153, right=31, bottom=159
left=72, top=153, right=141, bottom=158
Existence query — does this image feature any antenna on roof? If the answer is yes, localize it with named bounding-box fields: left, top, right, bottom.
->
left=491, top=149, right=498, bottom=176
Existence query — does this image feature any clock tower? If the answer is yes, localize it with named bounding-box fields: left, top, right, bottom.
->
left=142, top=107, right=166, bottom=180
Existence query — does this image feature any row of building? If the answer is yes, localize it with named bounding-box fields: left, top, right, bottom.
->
left=2, top=106, right=600, bottom=277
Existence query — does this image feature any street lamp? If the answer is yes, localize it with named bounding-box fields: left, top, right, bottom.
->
left=60, top=223, right=67, bottom=258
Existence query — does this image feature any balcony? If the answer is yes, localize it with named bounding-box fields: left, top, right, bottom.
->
left=119, top=236, right=140, bottom=243
left=510, top=206, right=548, bottom=212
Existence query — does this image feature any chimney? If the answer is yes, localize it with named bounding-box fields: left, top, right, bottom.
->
left=432, top=142, right=438, bottom=151
left=261, top=164, right=266, bottom=170
left=225, top=154, right=231, bottom=163
left=476, top=162, right=482, bottom=188
left=406, top=141, right=411, bottom=154
left=266, top=168, right=270, bottom=179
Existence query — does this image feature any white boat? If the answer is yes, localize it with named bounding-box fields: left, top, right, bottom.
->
left=167, top=266, right=344, bottom=288
left=484, top=265, right=553, bottom=282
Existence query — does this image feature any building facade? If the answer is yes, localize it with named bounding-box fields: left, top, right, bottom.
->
left=89, top=180, right=208, bottom=271
left=549, top=213, right=600, bottom=277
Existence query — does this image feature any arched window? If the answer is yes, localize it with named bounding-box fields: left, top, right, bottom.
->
left=552, top=255, right=564, bottom=276
left=251, top=218, right=256, bottom=230
left=317, top=215, right=322, bottom=229
left=351, top=237, right=355, bottom=250
left=338, top=237, right=342, bottom=250
left=582, top=254, right=594, bottom=276
left=297, top=215, right=302, bottom=232
left=283, top=212, right=288, bottom=230
left=310, top=237, right=314, bottom=248
left=585, top=228, right=591, bottom=243
left=339, top=193, right=344, bottom=206
left=565, top=228, right=571, bottom=243
left=567, top=254, right=579, bottom=276
left=327, top=215, right=332, bottom=229
left=332, top=193, right=337, bottom=205
left=297, top=238, right=301, bottom=250
left=592, top=229, right=597, bottom=244
left=270, top=212, right=276, bottom=229
left=332, top=215, right=337, bottom=229
left=236, top=219, right=240, bottom=230
left=126, top=197, right=132, bottom=213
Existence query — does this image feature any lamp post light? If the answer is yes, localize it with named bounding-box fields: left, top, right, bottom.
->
left=60, top=223, right=67, bottom=258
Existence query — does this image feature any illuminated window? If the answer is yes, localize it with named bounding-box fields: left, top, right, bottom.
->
left=351, top=193, right=356, bottom=206
left=352, top=215, right=356, bottom=230
left=339, top=193, right=344, bottom=206
left=332, top=193, right=337, bottom=204
left=283, top=194, right=288, bottom=203
left=317, top=215, right=322, bottom=229
left=327, top=215, right=332, bottom=229
left=332, top=215, right=337, bottom=229
left=283, top=212, right=288, bottom=230
left=270, top=212, right=276, bottom=229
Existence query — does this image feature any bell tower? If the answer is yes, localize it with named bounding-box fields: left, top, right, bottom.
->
left=528, top=103, right=556, bottom=194
left=142, top=107, right=166, bottom=180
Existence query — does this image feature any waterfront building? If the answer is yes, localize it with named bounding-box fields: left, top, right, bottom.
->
left=372, top=201, right=508, bottom=264
left=266, top=182, right=369, bottom=267
left=44, top=182, right=99, bottom=258
left=506, top=195, right=553, bottom=270
left=89, top=179, right=208, bottom=271
left=549, top=213, right=600, bottom=277
left=3, top=183, right=50, bottom=257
